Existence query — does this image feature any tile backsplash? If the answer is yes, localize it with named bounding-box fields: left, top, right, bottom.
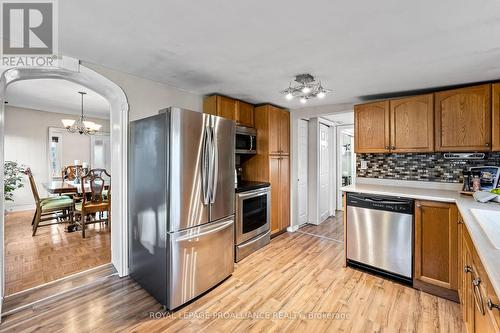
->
left=356, top=153, right=500, bottom=183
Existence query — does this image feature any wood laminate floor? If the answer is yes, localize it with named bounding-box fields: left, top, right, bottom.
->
left=4, top=210, right=111, bottom=295
left=298, top=211, right=344, bottom=241
left=0, top=231, right=464, bottom=333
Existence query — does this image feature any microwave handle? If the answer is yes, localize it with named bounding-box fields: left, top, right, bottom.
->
left=249, top=135, right=253, bottom=151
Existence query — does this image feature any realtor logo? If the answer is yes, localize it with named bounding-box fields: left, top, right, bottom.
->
left=1, top=0, right=58, bottom=66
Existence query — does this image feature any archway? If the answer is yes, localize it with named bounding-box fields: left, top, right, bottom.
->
left=0, top=62, right=130, bottom=314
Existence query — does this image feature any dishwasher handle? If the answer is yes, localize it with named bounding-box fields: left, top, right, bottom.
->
left=362, top=197, right=413, bottom=205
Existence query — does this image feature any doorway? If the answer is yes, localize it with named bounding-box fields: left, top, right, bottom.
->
left=3, top=81, right=112, bottom=295
left=297, top=119, right=308, bottom=226
left=336, top=125, right=355, bottom=209
left=0, top=63, right=129, bottom=314
left=293, top=112, right=354, bottom=242
left=319, top=122, right=330, bottom=222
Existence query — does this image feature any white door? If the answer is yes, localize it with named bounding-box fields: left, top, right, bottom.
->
left=298, top=119, right=308, bottom=225
left=319, top=123, right=330, bottom=222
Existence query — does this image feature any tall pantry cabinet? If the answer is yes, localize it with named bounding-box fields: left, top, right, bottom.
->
left=242, top=104, right=290, bottom=236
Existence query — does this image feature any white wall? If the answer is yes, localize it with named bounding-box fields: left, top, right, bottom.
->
left=83, top=62, right=203, bottom=120
left=289, top=103, right=353, bottom=231
left=4, top=105, right=110, bottom=211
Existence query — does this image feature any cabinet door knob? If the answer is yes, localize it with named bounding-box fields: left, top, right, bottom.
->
left=391, top=146, right=396, bottom=150
left=485, top=143, right=490, bottom=147
left=464, top=265, right=472, bottom=273
left=487, top=299, right=500, bottom=311
left=384, top=146, right=390, bottom=150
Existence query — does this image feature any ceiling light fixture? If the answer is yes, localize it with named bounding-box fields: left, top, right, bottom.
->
left=62, top=91, right=102, bottom=135
left=281, top=73, right=331, bottom=104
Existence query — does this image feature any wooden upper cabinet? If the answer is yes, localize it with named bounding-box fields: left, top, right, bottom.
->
left=354, top=101, right=390, bottom=153
left=237, top=101, right=254, bottom=127
left=414, top=200, right=458, bottom=300
left=217, top=96, right=238, bottom=121
left=279, top=109, right=290, bottom=155
left=434, top=84, right=492, bottom=152
left=268, top=106, right=282, bottom=155
left=493, top=83, right=500, bottom=151
left=390, top=94, right=434, bottom=152
left=203, top=95, right=255, bottom=126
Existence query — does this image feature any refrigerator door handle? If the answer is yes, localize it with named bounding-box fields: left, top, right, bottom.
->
left=201, top=125, right=210, bottom=205
left=174, top=218, right=233, bottom=242
left=210, top=125, right=218, bottom=204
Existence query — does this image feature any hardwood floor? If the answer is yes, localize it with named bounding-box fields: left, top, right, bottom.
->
left=4, top=210, right=111, bottom=295
left=2, top=264, right=117, bottom=316
left=0, top=231, right=464, bottom=332
left=298, top=211, right=344, bottom=241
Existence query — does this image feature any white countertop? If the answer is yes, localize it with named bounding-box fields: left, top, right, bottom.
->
left=341, top=183, right=500, bottom=298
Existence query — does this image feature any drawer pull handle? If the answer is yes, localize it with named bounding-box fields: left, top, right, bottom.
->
left=487, top=299, right=500, bottom=311
left=473, top=278, right=485, bottom=315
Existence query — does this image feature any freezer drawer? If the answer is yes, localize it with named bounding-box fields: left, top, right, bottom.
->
left=168, top=216, right=234, bottom=309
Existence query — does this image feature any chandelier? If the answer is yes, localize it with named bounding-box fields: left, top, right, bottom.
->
left=281, top=74, right=330, bottom=104
left=61, top=92, right=102, bottom=135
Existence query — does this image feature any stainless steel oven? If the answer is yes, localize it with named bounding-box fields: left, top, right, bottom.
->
left=235, top=186, right=270, bottom=261
left=235, top=126, right=257, bottom=154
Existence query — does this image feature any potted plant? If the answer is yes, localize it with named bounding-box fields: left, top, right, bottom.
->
left=4, top=161, right=25, bottom=202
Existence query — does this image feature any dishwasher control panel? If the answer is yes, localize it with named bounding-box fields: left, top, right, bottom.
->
left=346, top=193, right=414, bottom=215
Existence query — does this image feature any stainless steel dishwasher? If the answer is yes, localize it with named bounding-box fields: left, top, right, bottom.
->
left=346, top=192, right=414, bottom=284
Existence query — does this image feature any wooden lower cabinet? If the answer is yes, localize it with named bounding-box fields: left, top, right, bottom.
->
left=269, top=155, right=290, bottom=235
left=414, top=200, right=458, bottom=301
left=459, top=219, right=500, bottom=333
left=279, top=155, right=290, bottom=232
left=460, top=222, right=475, bottom=333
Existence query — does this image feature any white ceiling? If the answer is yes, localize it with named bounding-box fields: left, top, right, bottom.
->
left=57, top=0, right=500, bottom=108
left=6, top=79, right=110, bottom=118
left=322, top=112, right=354, bottom=125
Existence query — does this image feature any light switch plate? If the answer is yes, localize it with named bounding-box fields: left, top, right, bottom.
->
left=360, top=160, right=368, bottom=170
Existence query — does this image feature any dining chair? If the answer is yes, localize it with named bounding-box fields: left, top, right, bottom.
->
left=25, top=168, right=74, bottom=236
left=61, top=165, right=84, bottom=182
left=61, top=165, right=87, bottom=205
left=74, top=169, right=111, bottom=238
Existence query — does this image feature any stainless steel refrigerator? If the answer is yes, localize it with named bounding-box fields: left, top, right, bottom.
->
left=129, top=107, right=235, bottom=309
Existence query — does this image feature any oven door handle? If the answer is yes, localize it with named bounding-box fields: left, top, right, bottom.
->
left=238, top=190, right=269, bottom=200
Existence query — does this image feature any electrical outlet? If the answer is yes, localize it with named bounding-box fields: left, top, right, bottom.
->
left=360, top=160, right=368, bottom=170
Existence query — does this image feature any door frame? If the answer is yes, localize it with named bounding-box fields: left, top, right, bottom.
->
left=0, top=60, right=130, bottom=315
left=318, top=122, right=331, bottom=222
left=336, top=124, right=355, bottom=210
left=297, top=118, right=309, bottom=226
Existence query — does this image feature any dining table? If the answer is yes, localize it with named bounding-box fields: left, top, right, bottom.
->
left=42, top=180, right=109, bottom=195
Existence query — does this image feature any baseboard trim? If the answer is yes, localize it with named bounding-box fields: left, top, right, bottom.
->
left=413, top=279, right=459, bottom=303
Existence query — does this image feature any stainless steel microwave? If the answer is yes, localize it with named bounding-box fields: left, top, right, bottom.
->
left=235, top=126, right=256, bottom=154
